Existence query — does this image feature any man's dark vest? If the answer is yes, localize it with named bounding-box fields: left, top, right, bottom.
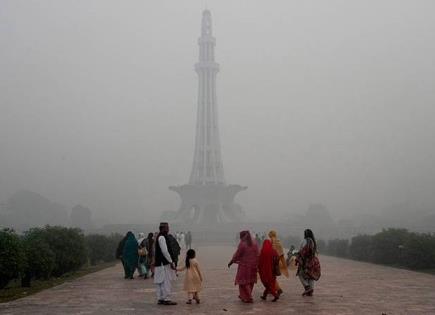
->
left=155, top=234, right=170, bottom=266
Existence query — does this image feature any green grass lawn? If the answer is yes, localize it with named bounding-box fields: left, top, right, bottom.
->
left=0, top=262, right=116, bottom=303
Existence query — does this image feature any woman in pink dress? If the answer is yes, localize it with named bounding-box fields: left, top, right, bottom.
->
left=228, top=231, right=259, bottom=303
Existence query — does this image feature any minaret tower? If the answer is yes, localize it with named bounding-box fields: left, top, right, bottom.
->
left=169, top=10, right=247, bottom=225
left=189, top=9, right=225, bottom=185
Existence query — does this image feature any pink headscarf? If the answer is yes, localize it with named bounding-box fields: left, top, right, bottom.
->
left=231, top=230, right=259, bottom=285
left=240, top=230, right=253, bottom=246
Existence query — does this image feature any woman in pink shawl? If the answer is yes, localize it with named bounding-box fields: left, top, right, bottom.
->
left=228, top=231, right=259, bottom=303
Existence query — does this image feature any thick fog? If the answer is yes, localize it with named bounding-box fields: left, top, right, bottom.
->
left=1, top=0, right=434, bottom=227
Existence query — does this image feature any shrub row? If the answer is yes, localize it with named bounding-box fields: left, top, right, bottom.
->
left=322, top=228, right=435, bottom=270
left=85, top=233, right=123, bottom=266
left=0, top=226, right=122, bottom=289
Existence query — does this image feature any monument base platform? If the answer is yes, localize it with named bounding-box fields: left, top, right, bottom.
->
left=169, top=184, right=247, bottom=225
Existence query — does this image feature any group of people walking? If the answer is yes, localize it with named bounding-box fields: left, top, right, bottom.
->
left=175, top=231, right=192, bottom=249
left=115, top=223, right=197, bottom=305
left=115, top=231, right=156, bottom=280
left=116, top=223, right=320, bottom=306
left=229, top=229, right=320, bottom=303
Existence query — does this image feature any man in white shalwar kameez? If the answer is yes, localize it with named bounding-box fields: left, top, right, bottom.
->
left=153, top=222, right=177, bottom=305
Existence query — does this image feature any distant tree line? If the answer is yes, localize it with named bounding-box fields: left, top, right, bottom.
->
left=321, top=228, right=435, bottom=270
left=0, top=191, right=95, bottom=232
left=0, top=226, right=122, bottom=289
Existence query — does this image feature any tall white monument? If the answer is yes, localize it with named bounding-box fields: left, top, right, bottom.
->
left=170, top=10, right=247, bottom=224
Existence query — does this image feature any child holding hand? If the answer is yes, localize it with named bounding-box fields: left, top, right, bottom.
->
left=177, top=249, right=203, bottom=304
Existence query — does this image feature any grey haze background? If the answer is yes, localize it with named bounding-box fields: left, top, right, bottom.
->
left=1, top=0, right=434, bottom=226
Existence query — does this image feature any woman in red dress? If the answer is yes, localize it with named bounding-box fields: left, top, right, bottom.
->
left=228, top=231, right=259, bottom=303
left=258, top=239, right=280, bottom=302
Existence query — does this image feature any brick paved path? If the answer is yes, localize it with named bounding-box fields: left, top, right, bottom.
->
left=1, top=245, right=435, bottom=314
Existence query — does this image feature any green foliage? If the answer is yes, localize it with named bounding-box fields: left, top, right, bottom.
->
left=326, top=239, right=349, bottom=257
left=371, top=229, right=410, bottom=265
left=325, top=229, right=435, bottom=271
left=350, top=234, right=373, bottom=261
left=24, top=226, right=87, bottom=277
left=85, top=233, right=123, bottom=266
left=316, top=239, right=327, bottom=253
left=43, top=226, right=87, bottom=276
left=0, top=229, right=26, bottom=289
left=401, top=233, right=435, bottom=269
left=1, top=226, right=123, bottom=289
left=21, top=228, right=56, bottom=286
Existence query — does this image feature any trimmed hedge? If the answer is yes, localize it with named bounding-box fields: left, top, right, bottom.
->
left=0, top=229, right=26, bottom=289
left=323, top=228, right=435, bottom=270
left=38, top=226, right=87, bottom=276
left=0, top=226, right=121, bottom=289
left=327, top=239, right=349, bottom=258
left=21, top=228, right=56, bottom=287
left=85, top=233, right=123, bottom=266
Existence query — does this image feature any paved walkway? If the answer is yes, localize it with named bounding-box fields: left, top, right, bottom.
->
left=1, top=245, right=435, bottom=314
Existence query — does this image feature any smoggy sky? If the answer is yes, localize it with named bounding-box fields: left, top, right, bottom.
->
left=1, top=0, right=434, bottom=224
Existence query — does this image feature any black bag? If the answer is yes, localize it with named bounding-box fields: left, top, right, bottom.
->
left=166, top=234, right=181, bottom=264
left=273, top=255, right=281, bottom=276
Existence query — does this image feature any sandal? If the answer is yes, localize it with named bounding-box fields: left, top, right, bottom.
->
left=186, top=299, right=192, bottom=304
left=302, top=289, right=313, bottom=296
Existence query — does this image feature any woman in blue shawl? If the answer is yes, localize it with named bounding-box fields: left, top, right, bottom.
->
left=122, top=231, right=139, bottom=279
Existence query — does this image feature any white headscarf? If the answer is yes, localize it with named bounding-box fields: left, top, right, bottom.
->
left=137, top=232, right=145, bottom=245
